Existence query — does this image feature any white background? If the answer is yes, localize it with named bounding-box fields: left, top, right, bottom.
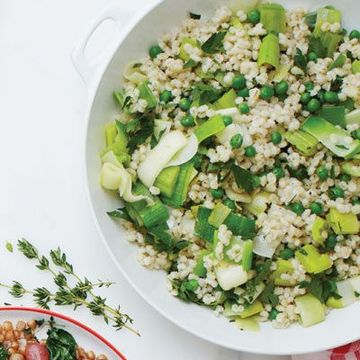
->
left=0, top=1, right=290, bottom=359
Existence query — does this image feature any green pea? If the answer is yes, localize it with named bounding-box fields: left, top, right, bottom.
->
left=290, top=202, right=305, bottom=215
left=317, top=166, right=329, bottom=180
left=300, top=92, right=311, bottom=104
left=274, top=81, right=289, bottom=96
left=244, top=145, right=256, bottom=157
left=238, top=102, right=250, bottom=114
left=184, top=279, right=199, bottom=291
left=179, top=98, right=191, bottom=111
left=271, top=131, right=282, bottom=145
left=306, top=98, right=321, bottom=113
left=230, top=133, right=243, bottom=149
left=181, top=115, right=195, bottom=127
left=325, top=234, right=337, bottom=251
left=351, top=129, right=360, bottom=140
left=160, top=90, right=173, bottom=103
left=328, top=186, right=344, bottom=200
left=309, top=202, right=324, bottom=215
left=279, top=248, right=294, bottom=260
left=238, top=87, right=250, bottom=98
left=232, top=74, right=247, bottom=90
left=224, top=198, right=236, bottom=210
left=307, top=52, right=318, bottom=62
left=304, top=81, right=314, bottom=92
left=324, top=91, right=339, bottom=104
left=211, top=188, right=224, bottom=199
left=260, top=85, right=274, bottom=101
left=247, top=9, right=260, bottom=24
left=273, top=166, right=285, bottom=179
left=149, top=45, right=163, bottom=59
left=339, top=173, right=351, bottom=182
left=349, top=29, right=360, bottom=40
left=223, top=115, right=233, bottom=126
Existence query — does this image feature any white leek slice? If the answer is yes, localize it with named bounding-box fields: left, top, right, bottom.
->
left=167, top=134, right=198, bottom=167
left=253, top=235, right=276, bottom=258
left=235, top=316, right=260, bottom=332
left=228, top=0, right=259, bottom=13
left=225, top=187, right=252, bottom=203
left=137, top=130, right=187, bottom=187
left=101, top=150, right=122, bottom=167
left=345, top=108, right=360, bottom=125
left=100, top=163, right=146, bottom=203
left=216, top=124, right=240, bottom=145
left=337, top=279, right=358, bottom=306
left=295, top=294, right=325, bottom=327
left=215, top=107, right=239, bottom=117
left=215, top=262, right=248, bottom=291
left=123, top=60, right=147, bottom=84
left=154, top=120, right=171, bottom=140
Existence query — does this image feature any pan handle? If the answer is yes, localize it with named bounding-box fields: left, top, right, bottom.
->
left=71, top=7, right=131, bottom=88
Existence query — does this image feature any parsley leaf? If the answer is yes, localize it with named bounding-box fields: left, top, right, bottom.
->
left=127, top=116, right=154, bottom=153
left=308, top=36, right=326, bottom=58
left=191, top=83, right=222, bottom=105
left=183, top=59, right=198, bottom=69
left=148, top=225, right=190, bottom=254
left=113, top=90, right=131, bottom=112
left=107, top=208, right=131, bottom=221
left=231, top=164, right=261, bottom=193
left=294, top=48, right=307, bottom=73
left=299, top=277, right=340, bottom=303
left=259, top=282, right=279, bottom=307
left=201, top=32, right=227, bottom=54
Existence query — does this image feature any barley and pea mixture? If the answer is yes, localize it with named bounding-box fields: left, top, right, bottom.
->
left=100, top=2, right=360, bottom=330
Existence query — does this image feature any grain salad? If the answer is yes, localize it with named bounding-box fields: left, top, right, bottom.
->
left=100, top=2, right=360, bottom=331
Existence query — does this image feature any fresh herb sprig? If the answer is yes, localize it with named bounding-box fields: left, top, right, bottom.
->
left=1, top=239, right=139, bottom=336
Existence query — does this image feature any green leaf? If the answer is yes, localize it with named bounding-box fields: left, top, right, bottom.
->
left=127, top=116, right=154, bottom=153
left=294, top=48, right=307, bottom=72
left=195, top=207, right=216, bottom=243
left=191, top=83, right=222, bottom=105
left=113, top=90, right=131, bottom=111
left=304, top=11, right=317, bottom=30
left=0, top=346, right=8, bottom=360
left=308, top=36, right=326, bottom=58
left=259, top=282, right=279, bottom=307
left=329, top=54, right=346, bottom=70
left=107, top=208, right=131, bottom=221
left=201, top=32, right=227, bottom=54
left=231, top=165, right=260, bottom=193
left=299, top=276, right=339, bottom=303
left=183, top=59, right=198, bottom=69
left=46, top=327, right=77, bottom=360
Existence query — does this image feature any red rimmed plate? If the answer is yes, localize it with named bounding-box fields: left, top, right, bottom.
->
left=0, top=306, right=126, bottom=359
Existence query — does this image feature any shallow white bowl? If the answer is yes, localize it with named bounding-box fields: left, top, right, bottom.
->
left=82, top=0, right=360, bottom=355
left=0, top=307, right=125, bottom=359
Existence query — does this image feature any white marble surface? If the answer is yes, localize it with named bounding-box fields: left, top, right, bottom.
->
left=0, top=1, right=290, bottom=359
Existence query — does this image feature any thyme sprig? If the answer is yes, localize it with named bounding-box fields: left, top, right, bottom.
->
left=1, top=239, right=139, bottom=336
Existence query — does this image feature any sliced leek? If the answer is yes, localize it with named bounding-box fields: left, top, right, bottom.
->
left=138, top=130, right=187, bottom=187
